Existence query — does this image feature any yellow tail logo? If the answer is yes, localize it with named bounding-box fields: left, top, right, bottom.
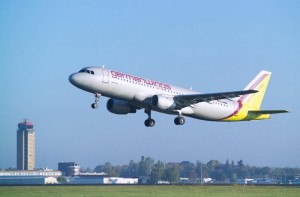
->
left=224, top=70, right=288, bottom=122
left=239, top=70, right=271, bottom=109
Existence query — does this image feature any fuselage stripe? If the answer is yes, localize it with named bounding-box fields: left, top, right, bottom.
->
left=220, top=101, right=243, bottom=120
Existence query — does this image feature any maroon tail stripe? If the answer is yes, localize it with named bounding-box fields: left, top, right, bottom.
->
left=239, top=74, right=268, bottom=102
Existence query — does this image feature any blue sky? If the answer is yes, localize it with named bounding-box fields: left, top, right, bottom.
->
left=0, top=0, right=299, bottom=169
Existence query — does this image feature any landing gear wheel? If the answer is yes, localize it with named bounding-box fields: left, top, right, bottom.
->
left=145, top=119, right=155, bottom=127
left=144, top=109, right=155, bottom=127
left=91, top=103, right=98, bottom=109
left=174, top=116, right=185, bottom=125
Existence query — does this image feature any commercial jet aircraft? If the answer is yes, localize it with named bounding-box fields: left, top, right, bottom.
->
left=69, top=67, right=288, bottom=127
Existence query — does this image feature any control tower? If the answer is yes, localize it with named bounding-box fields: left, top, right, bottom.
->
left=17, top=119, right=35, bottom=170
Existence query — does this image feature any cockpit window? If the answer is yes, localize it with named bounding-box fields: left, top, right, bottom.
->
left=78, top=68, right=94, bottom=75
left=80, top=69, right=95, bottom=75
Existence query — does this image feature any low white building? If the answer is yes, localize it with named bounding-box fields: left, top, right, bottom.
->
left=0, top=169, right=61, bottom=177
left=68, top=174, right=138, bottom=185
left=69, top=175, right=103, bottom=184
left=0, top=176, right=58, bottom=185
left=0, top=169, right=61, bottom=185
left=103, top=177, right=138, bottom=184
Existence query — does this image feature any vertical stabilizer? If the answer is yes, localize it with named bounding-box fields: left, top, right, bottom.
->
left=239, top=70, right=271, bottom=109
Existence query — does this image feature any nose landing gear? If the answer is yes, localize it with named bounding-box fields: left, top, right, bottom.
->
left=91, top=93, right=101, bottom=109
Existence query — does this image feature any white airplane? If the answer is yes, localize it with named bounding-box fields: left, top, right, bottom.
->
left=69, top=67, right=288, bottom=127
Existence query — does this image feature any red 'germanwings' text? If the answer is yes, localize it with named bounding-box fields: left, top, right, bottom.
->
left=111, top=71, right=171, bottom=90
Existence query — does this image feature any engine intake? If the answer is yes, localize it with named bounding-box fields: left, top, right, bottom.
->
left=107, top=99, right=136, bottom=115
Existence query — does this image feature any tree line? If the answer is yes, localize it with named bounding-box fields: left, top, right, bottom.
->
left=81, top=156, right=300, bottom=184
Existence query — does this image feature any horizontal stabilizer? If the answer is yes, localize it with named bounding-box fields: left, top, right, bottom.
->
left=248, top=110, right=289, bottom=115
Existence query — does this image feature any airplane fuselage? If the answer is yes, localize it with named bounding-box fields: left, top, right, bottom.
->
left=69, top=67, right=286, bottom=127
left=70, top=67, right=239, bottom=121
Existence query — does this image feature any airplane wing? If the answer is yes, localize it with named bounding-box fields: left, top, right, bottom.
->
left=174, top=90, right=258, bottom=108
left=248, top=110, right=289, bottom=115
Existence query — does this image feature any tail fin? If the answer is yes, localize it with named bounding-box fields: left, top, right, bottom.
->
left=239, top=70, right=271, bottom=109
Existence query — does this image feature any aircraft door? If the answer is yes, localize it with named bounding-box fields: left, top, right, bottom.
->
left=102, top=69, right=109, bottom=83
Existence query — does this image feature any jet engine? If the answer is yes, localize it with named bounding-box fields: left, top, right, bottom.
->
left=107, top=99, right=136, bottom=115
left=151, top=95, right=176, bottom=111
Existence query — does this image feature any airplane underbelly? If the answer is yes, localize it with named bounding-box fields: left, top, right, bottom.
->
left=190, top=102, right=235, bottom=120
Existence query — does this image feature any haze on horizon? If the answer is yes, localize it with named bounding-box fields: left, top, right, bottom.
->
left=0, top=0, right=299, bottom=169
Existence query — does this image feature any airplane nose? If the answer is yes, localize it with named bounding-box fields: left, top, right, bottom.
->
left=69, top=73, right=79, bottom=86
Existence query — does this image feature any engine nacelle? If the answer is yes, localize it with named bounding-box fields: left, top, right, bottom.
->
left=107, top=99, right=136, bottom=115
left=151, top=95, right=176, bottom=111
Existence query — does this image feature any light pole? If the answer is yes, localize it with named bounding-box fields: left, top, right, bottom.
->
left=200, top=163, right=203, bottom=185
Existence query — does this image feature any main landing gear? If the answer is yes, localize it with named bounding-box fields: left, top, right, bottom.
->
left=144, top=109, right=155, bottom=127
left=144, top=109, right=186, bottom=127
left=91, top=93, right=101, bottom=109
left=174, top=110, right=185, bottom=125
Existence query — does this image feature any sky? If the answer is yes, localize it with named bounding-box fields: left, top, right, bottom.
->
left=0, top=0, right=299, bottom=170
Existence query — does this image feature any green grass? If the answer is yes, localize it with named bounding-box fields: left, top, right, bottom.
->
left=0, top=185, right=299, bottom=197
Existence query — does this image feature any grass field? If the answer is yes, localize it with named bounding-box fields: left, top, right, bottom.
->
left=0, top=185, right=299, bottom=197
